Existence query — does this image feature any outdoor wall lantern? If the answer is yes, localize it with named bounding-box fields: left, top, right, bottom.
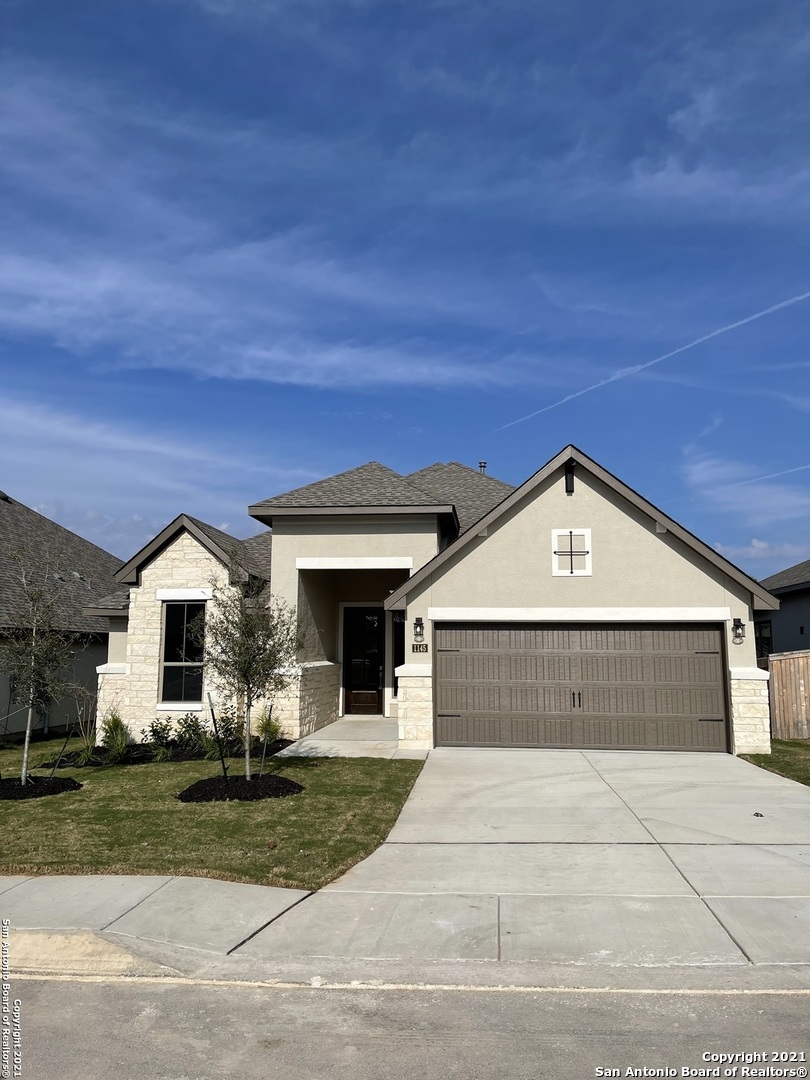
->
left=413, top=617, right=425, bottom=641
left=732, top=618, right=746, bottom=644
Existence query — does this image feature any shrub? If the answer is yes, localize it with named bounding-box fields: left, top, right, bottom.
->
left=100, top=709, right=131, bottom=764
left=175, top=713, right=208, bottom=755
left=256, top=709, right=281, bottom=744
left=214, top=709, right=244, bottom=756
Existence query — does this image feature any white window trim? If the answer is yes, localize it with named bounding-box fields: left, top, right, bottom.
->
left=96, top=663, right=129, bottom=675
left=156, top=588, right=213, bottom=601
left=156, top=702, right=204, bottom=712
left=551, top=528, right=592, bottom=577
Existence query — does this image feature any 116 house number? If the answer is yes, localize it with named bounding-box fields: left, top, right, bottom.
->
left=412, top=643, right=428, bottom=653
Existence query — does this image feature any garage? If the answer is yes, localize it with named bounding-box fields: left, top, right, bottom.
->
left=435, top=622, right=729, bottom=751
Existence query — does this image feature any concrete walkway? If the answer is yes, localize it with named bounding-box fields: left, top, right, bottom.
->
left=275, top=715, right=428, bottom=760
left=3, top=749, right=810, bottom=974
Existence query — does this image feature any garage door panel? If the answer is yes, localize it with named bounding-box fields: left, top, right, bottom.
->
left=434, top=622, right=729, bottom=752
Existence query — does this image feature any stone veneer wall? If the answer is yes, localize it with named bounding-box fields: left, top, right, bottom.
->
left=396, top=673, right=434, bottom=749
left=97, top=532, right=230, bottom=740
left=729, top=669, right=771, bottom=755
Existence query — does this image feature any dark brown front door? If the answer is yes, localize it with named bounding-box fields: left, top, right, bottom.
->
left=343, top=607, right=384, bottom=714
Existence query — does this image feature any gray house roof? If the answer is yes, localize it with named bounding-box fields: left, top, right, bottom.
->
left=760, top=557, right=810, bottom=594
left=0, top=490, right=123, bottom=634
left=404, top=462, right=514, bottom=533
left=248, top=459, right=511, bottom=534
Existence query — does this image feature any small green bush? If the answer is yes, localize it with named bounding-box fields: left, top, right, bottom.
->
left=147, top=717, right=174, bottom=748
left=256, top=709, right=281, bottom=744
left=175, top=713, right=207, bottom=755
left=214, top=710, right=243, bottom=756
left=100, top=709, right=131, bottom=764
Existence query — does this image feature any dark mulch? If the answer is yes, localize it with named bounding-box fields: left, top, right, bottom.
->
left=176, top=773, right=304, bottom=803
left=0, top=775, right=83, bottom=800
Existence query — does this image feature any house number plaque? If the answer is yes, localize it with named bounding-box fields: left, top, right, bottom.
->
left=412, top=643, right=428, bottom=653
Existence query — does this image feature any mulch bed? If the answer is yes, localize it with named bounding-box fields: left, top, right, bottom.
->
left=0, top=776, right=83, bottom=800
left=176, top=774, right=304, bottom=803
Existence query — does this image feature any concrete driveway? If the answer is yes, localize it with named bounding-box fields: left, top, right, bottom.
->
left=243, top=749, right=810, bottom=965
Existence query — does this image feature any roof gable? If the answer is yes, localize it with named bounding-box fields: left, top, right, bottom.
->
left=116, top=515, right=271, bottom=587
left=385, top=445, right=779, bottom=612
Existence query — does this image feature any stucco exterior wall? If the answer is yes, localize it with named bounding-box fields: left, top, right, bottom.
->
left=401, top=467, right=759, bottom=667
left=271, top=515, right=439, bottom=613
left=1, top=635, right=107, bottom=737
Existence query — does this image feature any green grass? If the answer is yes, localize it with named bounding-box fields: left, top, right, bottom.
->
left=0, top=736, right=423, bottom=890
left=743, top=739, right=810, bottom=788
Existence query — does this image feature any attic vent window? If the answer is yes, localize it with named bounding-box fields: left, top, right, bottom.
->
left=551, top=529, right=592, bottom=577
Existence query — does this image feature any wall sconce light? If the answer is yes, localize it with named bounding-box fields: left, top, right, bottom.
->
left=732, top=618, right=746, bottom=644
left=413, top=617, right=424, bottom=641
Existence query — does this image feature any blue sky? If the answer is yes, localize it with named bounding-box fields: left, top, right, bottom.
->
left=2, top=0, right=810, bottom=577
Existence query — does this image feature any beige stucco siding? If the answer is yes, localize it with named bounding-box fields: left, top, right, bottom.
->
left=298, top=568, right=409, bottom=662
left=271, top=515, right=439, bottom=612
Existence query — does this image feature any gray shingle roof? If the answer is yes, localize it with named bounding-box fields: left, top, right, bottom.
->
left=0, top=492, right=123, bottom=634
left=183, top=516, right=270, bottom=581
left=90, top=589, right=131, bottom=611
left=242, top=531, right=273, bottom=578
left=760, top=557, right=810, bottom=592
left=404, top=462, right=515, bottom=533
left=251, top=461, right=446, bottom=510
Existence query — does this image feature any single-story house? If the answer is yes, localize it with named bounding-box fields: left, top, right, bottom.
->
left=92, top=446, right=777, bottom=755
left=0, top=489, right=123, bottom=737
left=754, top=558, right=810, bottom=659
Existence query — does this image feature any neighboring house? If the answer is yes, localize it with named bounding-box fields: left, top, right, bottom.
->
left=0, top=489, right=123, bottom=737
left=93, top=446, right=778, bottom=755
left=755, top=558, right=810, bottom=658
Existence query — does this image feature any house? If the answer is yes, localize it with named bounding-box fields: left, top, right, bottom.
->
left=754, top=557, right=810, bottom=658
left=93, top=446, right=778, bottom=755
left=0, top=489, right=123, bottom=737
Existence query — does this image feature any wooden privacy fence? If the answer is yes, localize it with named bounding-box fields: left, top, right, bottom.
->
left=768, top=650, right=810, bottom=740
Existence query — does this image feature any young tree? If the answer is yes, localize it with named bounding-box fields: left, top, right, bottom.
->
left=0, top=548, right=78, bottom=784
left=196, top=576, right=301, bottom=780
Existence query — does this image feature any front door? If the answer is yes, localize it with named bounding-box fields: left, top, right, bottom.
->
left=343, top=607, right=384, bottom=714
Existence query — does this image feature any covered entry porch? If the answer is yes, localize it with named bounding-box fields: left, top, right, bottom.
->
left=296, top=564, right=409, bottom=724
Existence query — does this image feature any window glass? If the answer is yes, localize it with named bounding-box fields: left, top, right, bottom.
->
left=161, top=602, right=205, bottom=701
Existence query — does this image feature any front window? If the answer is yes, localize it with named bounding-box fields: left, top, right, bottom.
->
left=161, top=602, right=205, bottom=702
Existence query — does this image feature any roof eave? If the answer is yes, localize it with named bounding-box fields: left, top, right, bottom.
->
left=248, top=503, right=457, bottom=526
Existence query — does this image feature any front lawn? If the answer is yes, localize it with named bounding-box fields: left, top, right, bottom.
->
left=743, top=739, right=810, bottom=788
left=0, top=737, right=423, bottom=890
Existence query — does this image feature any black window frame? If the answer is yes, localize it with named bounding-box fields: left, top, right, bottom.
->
left=160, top=601, right=205, bottom=703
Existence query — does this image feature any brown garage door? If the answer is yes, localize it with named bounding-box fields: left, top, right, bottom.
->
left=435, top=623, right=728, bottom=751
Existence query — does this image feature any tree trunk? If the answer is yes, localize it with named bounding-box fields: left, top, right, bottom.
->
left=21, top=699, right=35, bottom=785
left=21, top=631, right=37, bottom=785
left=244, top=701, right=252, bottom=781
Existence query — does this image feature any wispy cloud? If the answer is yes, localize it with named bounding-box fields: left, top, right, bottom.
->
left=496, top=290, right=810, bottom=430
left=1, top=395, right=316, bottom=555
left=715, top=539, right=810, bottom=564
left=681, top=450, right=810, bottom=528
